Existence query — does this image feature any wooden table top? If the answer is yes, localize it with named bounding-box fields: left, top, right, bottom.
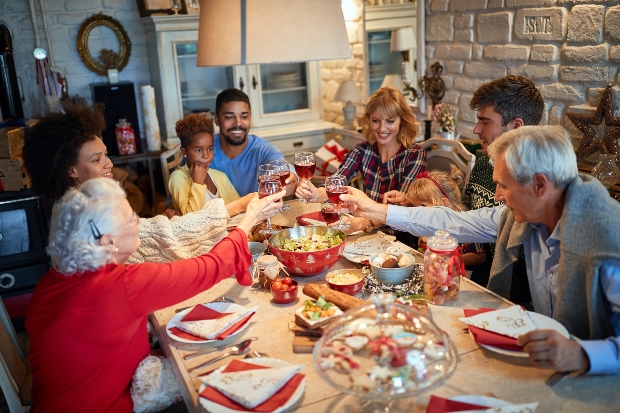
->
left=150, top=201, right=620, bottom=413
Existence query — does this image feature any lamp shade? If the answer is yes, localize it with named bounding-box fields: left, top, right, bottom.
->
left=381, top=74, right=407, bottom=91
left=334, top=80, right=362, bottom=102
left=197, top=0, right=352, bottom=66
left=390, top=27, right=416, bottom=52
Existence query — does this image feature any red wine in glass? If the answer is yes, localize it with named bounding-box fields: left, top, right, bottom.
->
left=327, top=187, right=347, bottom=205
left=277, top=171, right=290, bottom=186
left=321, top=210, right=339, bottom=224
left=294, top=162, right=315, bottom=181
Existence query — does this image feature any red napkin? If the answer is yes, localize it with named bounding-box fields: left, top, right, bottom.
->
left=426, top=395, right=489, bottom=413
left=168, top=305, right=255, bottom=341
left=200, top=359, right=305, bottom=412
left=463, top=308, right=523, bottom=352
left=296, top=211, right=325, bottom=226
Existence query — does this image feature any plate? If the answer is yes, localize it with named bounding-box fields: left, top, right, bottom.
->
left=166, top=302, right=250, bottom=344
left=450, top=395, right=511, bottom=408
left=474, top=312, right=570, bottom=357
left=343, top=233, right=415, bottom=264
left=198, top=357, right=306, bottom=413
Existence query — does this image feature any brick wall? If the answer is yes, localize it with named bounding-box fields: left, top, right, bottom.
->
left=0, top=0, right=150, bottom=131
left=424, top=0, right=620, bottom=151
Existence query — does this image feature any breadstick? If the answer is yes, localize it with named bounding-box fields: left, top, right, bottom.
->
left=302, top=284, right=365, bottom=311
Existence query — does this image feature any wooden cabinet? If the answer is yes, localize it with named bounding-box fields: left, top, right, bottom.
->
left=142, top=15, right=336, bottom=153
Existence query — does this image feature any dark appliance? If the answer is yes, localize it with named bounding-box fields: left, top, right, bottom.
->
left=0, top=190, right=51, bottom=331
left=0, top=23, right=24, bottom=119
left=91, top=81, right=142, bottom=157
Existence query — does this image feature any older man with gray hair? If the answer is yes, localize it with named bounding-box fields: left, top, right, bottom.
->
left=342, top=125, right=620, bottom=375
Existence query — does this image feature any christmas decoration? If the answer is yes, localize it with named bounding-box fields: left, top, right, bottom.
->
left=567, top=84, right=620, bottom=160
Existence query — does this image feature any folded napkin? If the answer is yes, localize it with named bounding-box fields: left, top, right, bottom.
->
left=460, top=305, right=537, bottom=339
left=169, top=305, right=256, bottom=341
left=200, top=359, right=305, bottom=411
left=296, top=211, right=327, bottom=226
left=426, top=395, right=489, bottom=413
left=426, top=395, right=538, bottom=413
left=344, top=231, right=400, bottom=257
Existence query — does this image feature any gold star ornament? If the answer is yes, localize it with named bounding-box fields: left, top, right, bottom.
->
left=567, top=84, right=620, bottom=161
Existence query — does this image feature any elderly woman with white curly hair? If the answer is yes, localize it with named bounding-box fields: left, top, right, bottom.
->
left=25, top=177, right=284, bottom=413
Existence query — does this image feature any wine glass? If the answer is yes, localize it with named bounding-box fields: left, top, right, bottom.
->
left=320, top=201, right=339, bottom=225
left=257, top=165, right=282, bottom=235
left=268, top=160, right=291, bottom=211
left=325, top=176, right=350, bottom=230
left=294, top=152, right=316, bottom=203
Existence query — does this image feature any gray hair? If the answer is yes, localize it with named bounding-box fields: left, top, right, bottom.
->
left=48, top=178, right=128, bottom=275
left=488, top=125, right=578, bottom=189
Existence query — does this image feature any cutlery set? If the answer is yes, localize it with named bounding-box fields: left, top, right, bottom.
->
left=187, top=337, right=256, bottom=373
left=174, top=296, right=235, bottom=313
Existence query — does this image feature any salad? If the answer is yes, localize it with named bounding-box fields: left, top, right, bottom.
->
left=302, top=296, right=336, bottom=321
left=281, top=233, right=344, bottom=252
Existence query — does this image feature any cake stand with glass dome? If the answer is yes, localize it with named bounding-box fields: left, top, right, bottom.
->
left=312, top=293, right=457, bottom=412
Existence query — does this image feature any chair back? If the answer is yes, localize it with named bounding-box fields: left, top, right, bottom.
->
left=160, top=144, right=184, bottom=197
left=420, top=138, right=476, bottom=186
left=0, top=297, right=31, bottom=412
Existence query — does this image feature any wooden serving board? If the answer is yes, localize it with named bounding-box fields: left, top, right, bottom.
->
left=292, top=335, right=320, bottom=353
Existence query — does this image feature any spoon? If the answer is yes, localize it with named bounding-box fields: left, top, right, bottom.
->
left=188, top=340, right=252, bottom=373
left=184, top=337, right=258, bottom=360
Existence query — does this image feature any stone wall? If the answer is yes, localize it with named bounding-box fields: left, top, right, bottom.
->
left=321, top=0, right=366, bottom=127
left=0, top=0, right=150, bottom=128
left=425, top=0, right=620, bottom=148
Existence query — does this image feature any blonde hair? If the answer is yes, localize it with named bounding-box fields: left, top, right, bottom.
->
left=361, top=86, right=419, bottom=149
left=406, top=165, right=466, bottom=211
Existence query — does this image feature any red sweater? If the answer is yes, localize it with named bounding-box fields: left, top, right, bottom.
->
left=26, top=229, right=251, bottom=413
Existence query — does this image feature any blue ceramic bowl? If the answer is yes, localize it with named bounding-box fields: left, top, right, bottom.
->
left=368, top=253, right=416, bottom=285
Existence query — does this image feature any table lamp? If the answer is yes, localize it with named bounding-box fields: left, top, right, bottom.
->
left=390, top=27, right=422, bottom=102
left=334, top=80, right=362, bottom=130
left=381, top=74, right=407, bottom=92
left=196, top=0, right=351, bottom=66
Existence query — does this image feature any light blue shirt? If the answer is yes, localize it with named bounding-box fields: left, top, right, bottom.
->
left=387, top=204, right=620, bottom=375
left=211, top=133, right=285, bottom=196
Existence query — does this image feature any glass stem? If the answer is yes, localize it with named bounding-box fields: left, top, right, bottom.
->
left=266, top=217, right=273, bottom=231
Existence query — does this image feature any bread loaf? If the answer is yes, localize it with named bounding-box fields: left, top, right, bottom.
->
left=302, top=284, right=365, bottom=311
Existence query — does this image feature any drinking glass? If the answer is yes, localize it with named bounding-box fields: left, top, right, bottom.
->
left=294, top=152, right=316, bottom=203
left=325, top=176, right=350, bottom=230
left=257, top=164, right=282, bottom=235
left=320, top=201, right=339, bottom=225
left=268, top=159, right=291, bottom=211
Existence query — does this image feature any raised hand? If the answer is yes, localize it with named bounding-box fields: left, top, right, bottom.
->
left=383, top=190, right=411, bottom=206
left=295, top=179, right=318, bottom=202
left=237, top=190, right=286, bottom=236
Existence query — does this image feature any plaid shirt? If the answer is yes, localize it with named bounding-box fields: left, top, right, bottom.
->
left=335, top=141, right=426, bottom=203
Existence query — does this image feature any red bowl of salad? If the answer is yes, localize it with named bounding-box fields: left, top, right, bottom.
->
left=268, top=226, right=346, bottom=276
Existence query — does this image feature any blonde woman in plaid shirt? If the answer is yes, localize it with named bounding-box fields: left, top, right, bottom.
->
left=296, top=86, right=426, bottom=234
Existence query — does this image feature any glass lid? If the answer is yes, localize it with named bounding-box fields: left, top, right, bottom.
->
left=312, top=293, right=457, bottom=400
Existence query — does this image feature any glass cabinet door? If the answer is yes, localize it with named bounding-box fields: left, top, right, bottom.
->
left=259, top=63, right=309, bottom=114
left=175, top=42, right=236, bottom=117
left=367, top=30, right=407, bottom=96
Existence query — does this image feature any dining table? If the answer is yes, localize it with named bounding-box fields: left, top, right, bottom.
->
left=149, top=200, right=620, bottom=413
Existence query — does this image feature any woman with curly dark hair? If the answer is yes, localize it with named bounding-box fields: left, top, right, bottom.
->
left=23, top=103, right=110, bottom=203
left=21, top=102, right=276, bottom=264
left=170, top=113, right=241, bottom=215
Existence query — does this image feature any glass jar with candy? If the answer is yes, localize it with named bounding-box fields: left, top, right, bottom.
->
left=423, top=230, right=464, bottom=305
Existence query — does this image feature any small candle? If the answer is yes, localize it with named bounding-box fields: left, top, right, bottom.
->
left=427, top=103, right=433, bottom=120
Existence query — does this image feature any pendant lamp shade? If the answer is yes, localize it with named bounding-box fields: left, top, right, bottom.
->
left=197, top=0, right=352, bottom=66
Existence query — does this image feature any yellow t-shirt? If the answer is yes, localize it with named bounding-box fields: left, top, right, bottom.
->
left=169, top=165, right=240, bottom=215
